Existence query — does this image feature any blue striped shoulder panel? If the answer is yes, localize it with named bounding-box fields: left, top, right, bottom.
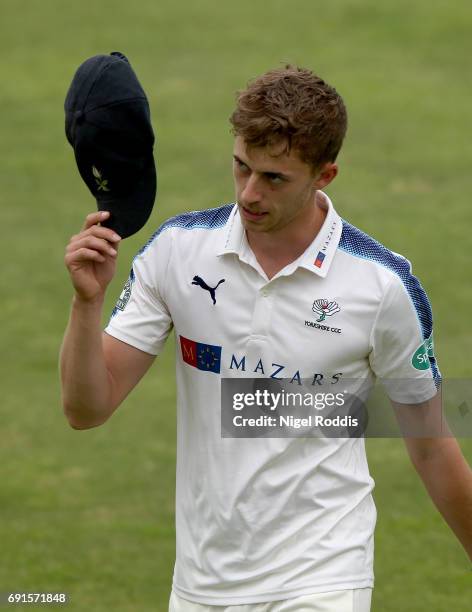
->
left=136, top=203, right=234, bottom=258
left=338, top=220, right=440, bottom=383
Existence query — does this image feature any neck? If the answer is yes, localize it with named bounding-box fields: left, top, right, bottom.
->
left=247, top=193, right=327, bottom=263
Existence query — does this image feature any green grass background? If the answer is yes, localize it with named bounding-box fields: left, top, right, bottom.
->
left=1, top=1, right=471, bottom=610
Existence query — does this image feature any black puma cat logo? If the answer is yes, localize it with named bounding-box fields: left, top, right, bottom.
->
left=192, top=275, right=225, bottom=305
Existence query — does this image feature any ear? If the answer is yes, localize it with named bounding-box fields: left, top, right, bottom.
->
left=313, top=162, right=338, bottom=189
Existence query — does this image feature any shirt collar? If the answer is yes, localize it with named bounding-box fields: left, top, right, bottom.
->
left=216, top=203, right=244, bottom=256
left=216, top=191, right=342, bottom=278
left=297, top=191, right=342, bottom=278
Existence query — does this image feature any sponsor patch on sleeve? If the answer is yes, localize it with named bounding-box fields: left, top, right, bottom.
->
left=114, top=268, right=135, bottom=312
left=411, top=333, right=435, bottom=370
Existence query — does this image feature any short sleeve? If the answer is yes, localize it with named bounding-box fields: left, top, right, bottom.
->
left=104, top=227, right=174, bottom=355
left=369, top=269, right=441, bottom=404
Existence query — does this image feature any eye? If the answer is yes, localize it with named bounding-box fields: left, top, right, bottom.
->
left=265, top=173, right=284, bottom=184
left=234, top=158, right=249, bottom=172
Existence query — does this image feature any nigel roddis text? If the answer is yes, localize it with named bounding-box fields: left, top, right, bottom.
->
left=229, top=354, right=343, bottom=386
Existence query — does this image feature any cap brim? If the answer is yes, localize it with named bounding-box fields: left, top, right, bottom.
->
left=96, top=157, right=156, bottom=239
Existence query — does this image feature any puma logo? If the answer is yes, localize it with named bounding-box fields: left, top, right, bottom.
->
left=192, top=275, right=225, bottom=305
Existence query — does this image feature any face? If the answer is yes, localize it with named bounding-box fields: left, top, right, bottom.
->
left=233, top=136, right=336, bottom=234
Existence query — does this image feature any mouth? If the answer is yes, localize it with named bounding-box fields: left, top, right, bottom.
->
left=240, top=206, right=268, bottom=221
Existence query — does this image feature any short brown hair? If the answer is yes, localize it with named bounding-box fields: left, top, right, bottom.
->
left=230, top=65, right=347, bottom=171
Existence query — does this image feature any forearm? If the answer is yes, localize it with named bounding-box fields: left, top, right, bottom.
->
left=59, top=295, right=113, bottom=428
left=411, top=438, right=472, bottom=561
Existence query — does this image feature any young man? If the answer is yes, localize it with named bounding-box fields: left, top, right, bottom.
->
left=61, top=66, right=472, bottom=611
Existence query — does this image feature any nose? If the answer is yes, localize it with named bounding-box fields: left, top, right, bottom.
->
left=239, top=173, right=262, bottom=205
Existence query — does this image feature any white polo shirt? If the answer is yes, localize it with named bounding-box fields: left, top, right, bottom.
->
left=105, top=192, right=440, bottom=605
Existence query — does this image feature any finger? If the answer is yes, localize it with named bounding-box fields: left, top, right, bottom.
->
left=81, top=210, right=111, bottom=232
left=69, top=227, right=121, bottom=249
left=82, top=225, right=122, bottom=243
left=67, top=235, right=118, bottom=257
left=66, top=248, right=107, bottom=265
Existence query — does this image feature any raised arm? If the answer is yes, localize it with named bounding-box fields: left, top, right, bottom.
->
left=59, top=211, right=155, bottom=429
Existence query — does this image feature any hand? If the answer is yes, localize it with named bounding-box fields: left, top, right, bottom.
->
left=65, top=211, right=122, bottom=303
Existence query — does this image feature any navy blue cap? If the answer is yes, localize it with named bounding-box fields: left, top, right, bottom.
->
left=65, top=52, right=156, bottom=238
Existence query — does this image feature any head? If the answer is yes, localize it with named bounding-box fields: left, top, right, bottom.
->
left=230, top=65, right=347, bottom=233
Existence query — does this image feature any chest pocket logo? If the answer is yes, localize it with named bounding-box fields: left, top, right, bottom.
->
left=312, top=299, right=340, bottom=322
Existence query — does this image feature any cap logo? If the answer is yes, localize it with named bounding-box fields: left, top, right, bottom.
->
left=92, top=166, right=110, bottom=192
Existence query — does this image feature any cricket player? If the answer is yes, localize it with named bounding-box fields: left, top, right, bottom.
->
left=60, top=66, right=472, bottom=611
